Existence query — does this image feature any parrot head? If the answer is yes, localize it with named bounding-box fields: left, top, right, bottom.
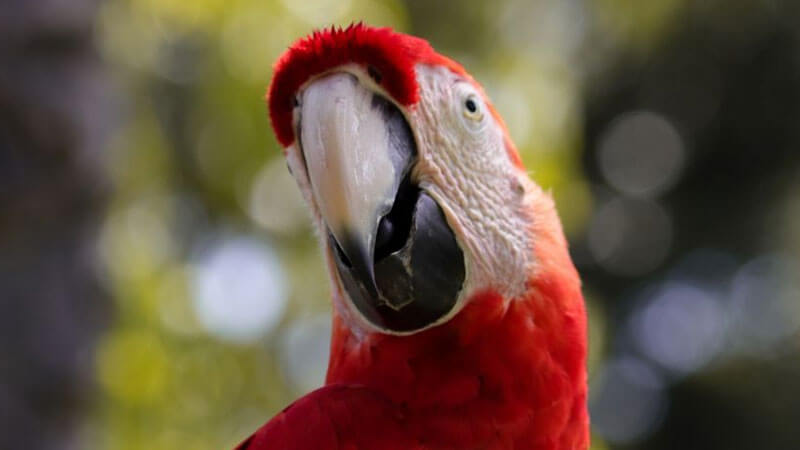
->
left=248, top=23, right=589, bottom=450
left=269, top=24, right=562, bottom=336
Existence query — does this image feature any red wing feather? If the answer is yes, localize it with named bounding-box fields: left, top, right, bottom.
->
left=234, top=384, right=421, bottom=450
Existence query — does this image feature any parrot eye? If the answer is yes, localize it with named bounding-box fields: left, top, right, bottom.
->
left=465, top=98, right=477, bottom=113
left=462, top=94, right=484, bottom=122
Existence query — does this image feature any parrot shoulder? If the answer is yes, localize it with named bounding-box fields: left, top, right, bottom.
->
left=234, top=384, right=421, bottom=450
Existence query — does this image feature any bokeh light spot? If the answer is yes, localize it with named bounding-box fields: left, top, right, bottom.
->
left=632, top=282, right=726, bottom=375
left=588, top=197, right=672, bottom=276
left=279, top=314, right=332, bottom=394
left=249, top=159, right=309, bottom=236
left=191, top=235, right=288, bottom=343
left=598, top=110, right=685, bottom=197
left=729, top=253, right=800, bottom=354
left=100, top=198, right=175, bottom=285
left=590, top=357, right=667, bottom=444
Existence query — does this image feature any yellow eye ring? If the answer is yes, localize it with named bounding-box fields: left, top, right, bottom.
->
left=463, top=95, right=484, bottom=121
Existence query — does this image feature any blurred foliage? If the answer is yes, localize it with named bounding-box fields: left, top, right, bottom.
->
left=89, top=1, right=414, bottom=447
left=10, top=0, right=787, bottom=448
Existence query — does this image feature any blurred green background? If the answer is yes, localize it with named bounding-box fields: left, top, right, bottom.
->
left=3, top=0, right=800, bottom=449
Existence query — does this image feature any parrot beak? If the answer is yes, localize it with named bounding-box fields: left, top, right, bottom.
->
left=296, top=71, right=464, bottom=332
left=298, top=72, right=413, bottom=299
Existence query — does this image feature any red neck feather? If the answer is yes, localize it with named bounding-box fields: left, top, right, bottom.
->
left=326, top=272, right=589, bottom=449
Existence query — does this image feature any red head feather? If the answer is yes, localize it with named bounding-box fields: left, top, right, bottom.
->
left=267, top=23, right=468, bottom=147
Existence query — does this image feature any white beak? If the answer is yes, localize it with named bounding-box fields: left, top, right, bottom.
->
left=298, top=72, right=412, bottom=294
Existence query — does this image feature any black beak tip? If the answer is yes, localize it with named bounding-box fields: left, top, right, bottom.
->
left=330, top=191, right=465, bottom=333
left=319, top=89, right=464, bottom=333
left=331, top=232, right=380, bottom=298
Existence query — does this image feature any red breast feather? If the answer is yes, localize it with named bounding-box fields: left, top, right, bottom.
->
left=325, top=280, right=588, bottom=449
left=237, top=280, right=587, bottom=450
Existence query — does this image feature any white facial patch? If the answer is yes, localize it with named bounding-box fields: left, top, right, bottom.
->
left=409, top=65, right=537, bottom=301
left=285, top=65, right=542, bottom=336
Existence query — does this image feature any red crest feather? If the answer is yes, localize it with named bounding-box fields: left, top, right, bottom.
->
left=267, top=23, right=466, bottom=147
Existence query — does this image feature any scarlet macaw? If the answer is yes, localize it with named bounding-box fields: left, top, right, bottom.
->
left=237, top=24, right=588, bottom=450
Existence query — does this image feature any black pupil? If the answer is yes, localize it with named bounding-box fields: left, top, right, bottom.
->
left=465, top=98, right=477, bottom=113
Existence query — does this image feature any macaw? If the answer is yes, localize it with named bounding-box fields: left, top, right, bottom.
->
left=237, top=24, right=588, bottom=450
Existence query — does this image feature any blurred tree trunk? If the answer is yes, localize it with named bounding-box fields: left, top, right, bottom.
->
left=0, top=1, right=112, bottom=448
